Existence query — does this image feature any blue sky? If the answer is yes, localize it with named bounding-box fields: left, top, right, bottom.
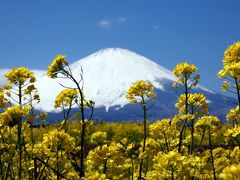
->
left=0, top=0, right=239, bottom=94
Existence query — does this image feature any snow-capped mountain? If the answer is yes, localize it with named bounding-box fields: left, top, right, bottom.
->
left=35, top=48, right=178, bottom=112
left=0, top=48, right=235, bottom=122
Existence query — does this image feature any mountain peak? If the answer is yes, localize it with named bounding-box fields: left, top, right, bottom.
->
left=35, top=48, right=177, bottom=111
left=98, top=47, right=136, bottom=54
left=35, top=48, right=213, bottom=112
left=71, top=47, right=175, bottom=81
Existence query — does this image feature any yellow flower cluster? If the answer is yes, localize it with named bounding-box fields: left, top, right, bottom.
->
left=47, top=54, right=68, bottom=78
left=173, top=62, right=197, bottom=80
left=0, top=105, right=30, bottom=126
left=149, top=119, right=179, bottom=150
left=222, top=81, right=229, bottom=92
left=126, top=80, right=156, bottom=104
left=150, top=119, right=172, bottom=137
left=195, top=116, right=221, bottom=129
left=0, top=89, right=6, bottom=108
left=226, top=106, right=240, bottom=124
left=5, top=67, right=36, bottom=85
left=224, top=125, right=240, bottom=138
left=90, top=131, right=107, bottom=145
left=175, top=93, right=208, bottom=116
left=54, top=89, right=79, bottom=108
left=23, top=84, right=40, bottom=102
left=46, top=129, right=75, bottom=151
left=218, top=41, right=240, bottom=90
left=172, top=114, right=195, bottom=124
left=30, top=129, right=76, bottom=179
left=219, top=164, right=240, bottom=180
left=35, top=129, right=75, bottom=153
left=218, top=62, right=240, bottom=80
left=86, top=142, right=128, bottom=178
left=222, top=41, right=240, bottom=64
left=83, top=172, right=106, bottom=180
left=147, top=151, right=188, bottom=179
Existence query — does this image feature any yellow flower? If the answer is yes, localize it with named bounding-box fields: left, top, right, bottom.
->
left=147, top=150, right=188, bottom=179
left=5, top=67, right=36, bottom=85
left=222, top=81, right=229, bottom=92
left=224, top=125, right=240, bottom=138
left=126, top=80, right=156, bottom=104
left=0, top=89, right=6, bottom=108
left=54, top=89, right=79, bottom=109
left=173, top=62, right=197, bottom=80
left=175, top=93, right=208, bottom=116
left=195, top=116, right=221, bottom=129
left=222, top=41, right=240, bottom=64
left=0, top=105, right=30, bottom=126
left=218, top=62, right=240, bottom=80
left=41, top=129, right=75, bottom=152
left=219, top=164, right=240, bottom=180
left=47, top=54, right=68, bottom=78
left=226, top=106, right=240, bottom=125
left=149, top=118, right=179, bottom=150
left=218, top=42, right=240, bottom=92
left=90, top=131, right=107, bottom=145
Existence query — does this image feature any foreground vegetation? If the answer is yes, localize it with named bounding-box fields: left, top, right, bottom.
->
left=0, top=41, right=240, bottom=179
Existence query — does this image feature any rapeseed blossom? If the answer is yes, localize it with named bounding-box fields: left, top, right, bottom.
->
left=47, top=54, right=68, bottom=78
left=175, top=93, right=208, bottom=116
left=173, top=62, right=198, bottom=85
left=126, top=80, right=156, bottom=104
left=54, top=89, right=79, bottom=108
left=0, top=105, right=30, bottom=126
left=5, top=67, right=36, bottom=85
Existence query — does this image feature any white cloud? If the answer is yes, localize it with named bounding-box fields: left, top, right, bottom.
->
left=97, top=16, right=128, bottom=28
left=153, top=25, right=159, bottom=30
left=118, top=16, right=128, bottom=24
left=97, top=20, right=112, bottom=28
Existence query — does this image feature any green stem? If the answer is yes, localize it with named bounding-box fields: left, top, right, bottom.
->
left=171, top=166, right=174, bottom=180
left=178, top=78, right=189, bottom=153
left=138, top=97, right=147, bottom=180
left=56, top=149, right=60, bottom=180
left=190, top=106, right=195, bottom=154
left=0, top=154, right=2, bottom=179
left=64, top=70, right=85, bottom=177
left=18, top=83, right=22, bottom=180
left=165, top=137, right=170, bottom=152
left=198, top=129, right=206, bottom=149
left=103, top=158, right=108, bottom=174
left=131, top=158, right=134, bottom=180
left=235, top=79, right=240, bottom=125
left=208, top=128, right=216, bottom=180
left=34, top=157, right=37, bottom=180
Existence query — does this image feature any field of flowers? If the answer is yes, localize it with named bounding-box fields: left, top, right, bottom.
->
left=0, top=41, right=240, bottom=179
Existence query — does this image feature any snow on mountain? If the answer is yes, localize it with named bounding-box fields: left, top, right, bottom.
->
left=0, top=69, right=9, bottom=86
left=34, top=48, right=215, bottom=112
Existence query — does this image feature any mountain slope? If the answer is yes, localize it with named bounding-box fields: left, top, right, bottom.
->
left=35, top=48, right=181, bottom=112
